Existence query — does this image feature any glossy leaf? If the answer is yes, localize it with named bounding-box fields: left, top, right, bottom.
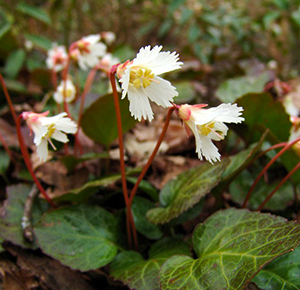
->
left=16, top=3, right=51, bottom=25
left=55, top=168, right=141, bottom=202
left=146, top=160, right=229, bottom=224
left=216, top=73, right=269, bottom=103
left=24, top=34, right=52, bottom=50
left=111, top=238, right=191, bottom=290
left=230, top=169, right=295, bottom=211
left=4, top=49, right=26, bottom=78
left=236, top=93, right=290, bottom=143
left=81, top=94, right=137, bottom=146
left=131, top=197, right=163, bottom=240
left=159, top=208, right=300, bottom=289
left=252, top=246, right=300, bottom=290
left=34, top=204, right=119, bottom=271
left=0, top=184, right=49, bottom=249
left=221, top=131, right=267, bottom=182
left=0, top=151, right=10, bottom=176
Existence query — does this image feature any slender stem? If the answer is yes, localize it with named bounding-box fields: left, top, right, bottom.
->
left=0, top=130, right=15, bottom=162
left=0, top=74, right=18, bottom=125
left=62, top=56, right=71, bottom=116
left=257, top=161, right=300, bottom=211
left=128, top=107, right=175, bottom=206
left=77, top=67, right=97, bottom=128
left=110, top=66, right=133, bottom=248
left=51, top=69, right=57, bottom=89
left=242, top=137, right=300, bottom=208
left=16, top=115, right=55, bottom=207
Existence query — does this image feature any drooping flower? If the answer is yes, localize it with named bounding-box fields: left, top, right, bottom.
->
left=177, top=103, right=244, bottom=164
left=116, top=45, right=183, bottom=122
left=71, top=34, right=107, bottom=70
left=22, top=111, right=78, bottom=162
left=46, top=44, right=68, bottom=72
left=53, top=79, right=76, bottom=103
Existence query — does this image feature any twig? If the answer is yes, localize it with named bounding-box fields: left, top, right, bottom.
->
left=22, top=184, right=39, bottom=242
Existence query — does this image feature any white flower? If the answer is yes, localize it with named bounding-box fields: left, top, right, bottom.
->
left=53, top=79, right=76, bottom=103
left=73, top=34, right=107, bottom=70
left=46, top=44, right=68, bottom=72
left=99, top=53, right=120, bottom=75
left=116, top=45, right=183, bottom=122
left=22, top=111, right=78, bottom=162
left=101, top=31, right=116, bottom=45
left=177, top=103, right=244, bottom=164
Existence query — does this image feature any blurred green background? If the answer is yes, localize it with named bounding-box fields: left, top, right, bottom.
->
left=1, top=0, right=300, bottom=100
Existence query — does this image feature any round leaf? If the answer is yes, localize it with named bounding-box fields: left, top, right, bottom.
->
left=34, top=204, right=119, bottom=271
left=81, top=93, right=136, bottom=146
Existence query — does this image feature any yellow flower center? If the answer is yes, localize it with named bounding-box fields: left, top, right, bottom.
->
left=44, top=124, right=57, bottom=150
left=130, top=67, right=155, bottom=89
left=198, top=122, right=224, bottom=139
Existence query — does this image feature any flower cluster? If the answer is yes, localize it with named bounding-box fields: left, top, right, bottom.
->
left=42, top=39, right=245, bottom=165
left=115, top=45, right=245, bottom=163
left=22, top=111, right=77, bottom=162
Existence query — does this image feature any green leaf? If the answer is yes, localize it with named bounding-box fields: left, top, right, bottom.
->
left=174, top=81, right=196, bottom=103
left=216, top=73, right=269, bottom=103
left=0, top=184, right=50, bottom=249
left=159, top=208, right=300, bottom=290
left=16, top=3, right=51, bottom=25
left=252, top=246, right=300, bottom=290
left=34, top=204, right=119, bottom=271
left=4, top=49, right=26, bottom=79
left=131, top=197, right=163, bottom=240
left=24, top=34, right=52, bottom=50
left=81, top=94, right=137, bottom=146
left=111, top=238, right=191, bottom=290
left=60, top=152, right=109, bottom=172
left=146, top=160, right=229, bottom=224
left=126, top=176, right=159, bottom=201
left=291, top=8, right=300, bottom=27
left=0, top=21, right=11, bottom=40
left=1, top=78, right=27, bottom=94
left=236, top=93, right=300, bottom=183
left=221, top=132, right=267, bottom=183
left=0, top=151, right=10, bottom=176
left=236, top=93, right=291, bottom=143
left=55, top=168, right=141, bottom=202
left=230, top=169, right=295, bottom=211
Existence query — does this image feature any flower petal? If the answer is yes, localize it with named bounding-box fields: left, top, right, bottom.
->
left=120, top=66, right=131, bottom=99
left=144, top=76, right=177, bottom=107
left=133, top=45, right=183, bottom=75
left=127, top=87, right=153, bottom=121
left=31, top=123, right=47, bottom=145
left=198, top=134, right=221, bottom=164
left=52, top=130, right=69, bottom=143
left=36, top=139, right=48, bottom=162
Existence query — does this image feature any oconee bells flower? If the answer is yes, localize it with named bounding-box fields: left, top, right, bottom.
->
left=116, top=45, right=183, bottom=122
left=177, top=103, right=244, bottom=164
left=22, top=111, right=78, bottom=162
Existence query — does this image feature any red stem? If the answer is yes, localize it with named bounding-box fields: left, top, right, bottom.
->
left=0, top=74, right=18, bottom=125
left=242, top=137, right=300, bottom=208
left=128, top=107, right=175, bottom=206
left=110, top=66, right=134, bottom=248
left=0, top=130, right=15, bottom=162
left=257, top=161, right=300, bottom=211
left=16, top=115, right=55, bottom=207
